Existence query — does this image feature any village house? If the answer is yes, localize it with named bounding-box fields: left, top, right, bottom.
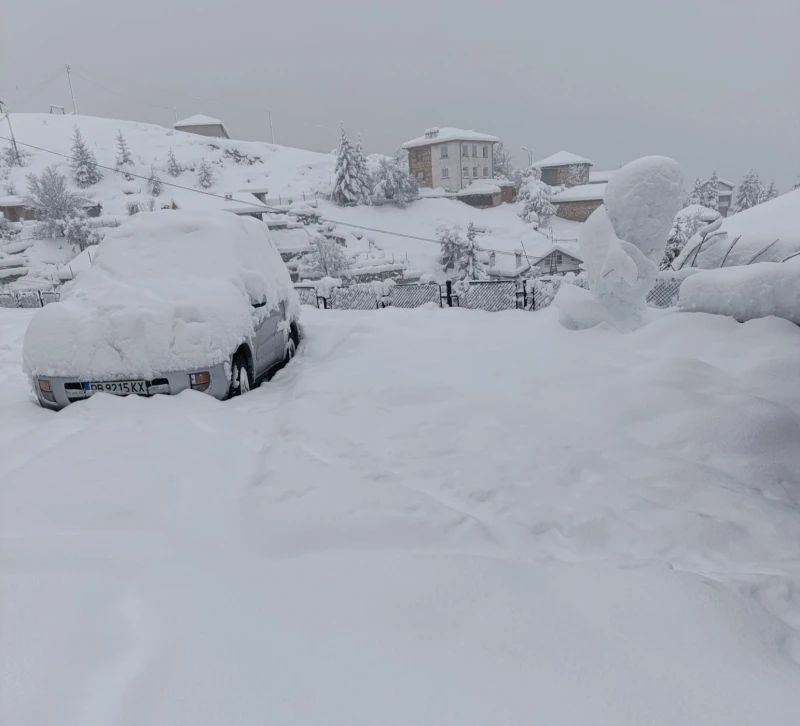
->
left=402, top=127, right=500, bottom=194
left=173, top=114, right=230, bottom=139
left=706, top=177, right=734, bottom=217
left=533, top=150, right=593, bottom=187
left=549, top=183, right=606, bottom=222
left=0, top=195, right=35, bottom=223
left=485, top=245, right=583, bottom=279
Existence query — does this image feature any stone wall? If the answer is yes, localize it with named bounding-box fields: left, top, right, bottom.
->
left=541, top=163, right=591, bottom=187
left=408, top=145, right=433, bottom=188
left=555, top=198, right=603, bottom=222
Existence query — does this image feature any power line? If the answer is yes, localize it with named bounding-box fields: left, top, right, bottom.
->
left=0, top=134, right=529, bottom=258
left=70, top=69, right=176, bottom=112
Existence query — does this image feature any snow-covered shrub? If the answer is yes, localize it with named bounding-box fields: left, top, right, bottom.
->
left=64, top=217, right=102, bottom=251
left=222, top=148, right=262, bottom=165
left=436, top=223, right=485, bottom=280
left=516, top=168, right=556, bottom=227
left=763, top=180, right=779, bottom=201
left=148, top=165, right=162, bottom=196
left=685, top=178, right=703, bottom=206
left=0, top=214, right=16, bottom=240
left=1, top=145, right=30, bottom=167
left=70, top=127, right=102, bottom=188
left=332, top=127, right=370, bottom=206
left=306, top=235, right=350, bottom=278
left=661, top=220, right=688, bottom=270
left=371, top=157, right=418, bottom=208
left=25, top=165, right=90, bottom=238
left=197, top=159, right=214, bottom=189
left=492, top=141, right=514, bottom=179
left=569, top=156, right=683, bottom=330
left=436, top=224, right=464, bottom=272
left=166, top=148, right=181, bottom=178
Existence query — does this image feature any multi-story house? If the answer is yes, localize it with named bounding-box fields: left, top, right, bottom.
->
left=402, top=127, right=500, bottom=193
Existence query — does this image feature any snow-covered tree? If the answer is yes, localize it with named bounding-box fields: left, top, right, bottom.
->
left=166, top=148, right=181, bottom=177
left=25, top=165, right=90, bottom=238
left=732, top=170, right=762, bottom=213
left=353, top=137, right=372, bottom=205
left=516, top=167, right=556, bottom=227
left=492, top=142, right=514, bottom=180
left=306, top=235, right=349, bottom=278
left=1, top=144, right=30, bottom=167
left=115, top=130, right=133, bottom=167
left=64, top=216, right=102, bottom=251
left=686, top=178, right=704, bottom=206
left=763, top=179, right=779, bottom=201
left=196, top=158, right=214, bottom=189
left=70, top=127, right=102, bottom=188
left=660, top=220, right=688, bottom=270
left=458, top=222, right=486, bottom=280
left=371, top=156, right=418, bottom=207
left=700, top=171, right=720, bottom=210
left=436, top=224, right=465, bottom=272
left=332, top=127, right=370, bottom=206
left=148, top=165, right=162, bottom=196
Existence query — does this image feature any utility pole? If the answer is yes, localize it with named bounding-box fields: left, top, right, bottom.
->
left=65, top=64, right=78, bottom=115
left=0, top=101, right=21, bottom=165
left=268, top=110, right=275, bottom=144
left=173, top=106, right=178, bottom=123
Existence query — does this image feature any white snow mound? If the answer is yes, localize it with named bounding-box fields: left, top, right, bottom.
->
left=23, top=210, right=298, bottom=379
left=678, top=258, right=800, bottom=324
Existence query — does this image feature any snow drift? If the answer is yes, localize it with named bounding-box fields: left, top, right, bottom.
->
left=23, top=210, right=298, bottom=379
left=678, top=258, right=800, bottom=324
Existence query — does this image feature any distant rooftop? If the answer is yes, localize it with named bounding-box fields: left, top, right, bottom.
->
left=550, top=183, right=605, bottom=203
left=457, top=180, right=502, bottom=197
left=533, top=151, right=594, bottom=168
left=402, top=127, right=500, bottom=150
left=589, top=170, right=615, bottom=184
left=174, top=114, right=225, bottom=127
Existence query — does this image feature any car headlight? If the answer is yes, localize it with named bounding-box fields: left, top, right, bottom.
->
left=38, top=379, right=56, bottom=403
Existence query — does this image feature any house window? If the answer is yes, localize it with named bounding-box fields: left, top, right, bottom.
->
left=441, top=168, right=449, bottom=179
left=555, top=253, right=563, bottom=265
left=472, top=145, right=478, bottom=157
left=482, top=146, right=489, bottom=158
left=462, top=145, right=469, bottom=157
left=482, top=167, right=489, bottom=177
left=473, top=166, right=478, bottom=177
left=440, top=146, right=448, bottom=159
left=415, top=149, right=422, bottom=162
left=416, top=171, right=424, bottom=181
left=463, top=166, right=469, bottom=177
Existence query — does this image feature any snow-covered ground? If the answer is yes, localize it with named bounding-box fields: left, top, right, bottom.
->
left=2, top=303, right=800, bottom=725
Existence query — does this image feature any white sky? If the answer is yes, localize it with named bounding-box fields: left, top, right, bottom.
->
left=2, top=0, right=799, bottom=189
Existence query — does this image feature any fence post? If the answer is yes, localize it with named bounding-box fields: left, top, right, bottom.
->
left=445, top=280, right=453, bottom=307
left=37, top=291, right=44, bottom=307
left=318, top=296, right=328, bottom=309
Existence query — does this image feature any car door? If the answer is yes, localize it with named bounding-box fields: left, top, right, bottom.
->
left=253, top=304, right=283, bottom=376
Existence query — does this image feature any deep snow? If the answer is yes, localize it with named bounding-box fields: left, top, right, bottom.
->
left=2, top=304, right=800, bottom=725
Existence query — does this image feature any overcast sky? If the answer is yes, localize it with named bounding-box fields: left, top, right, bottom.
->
left=3, top=0, right=798, bottom=189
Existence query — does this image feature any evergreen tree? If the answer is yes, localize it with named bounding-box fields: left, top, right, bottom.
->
left=492, top=141, right=514, bottom=179
left=115, top=130, right=133, bottom=168
left=196, top=159, right=214, bottom=189
left=148, top=165, right=162, bottom=196
left=732, top=170, right=762, bottom=213
left=459, top=222, right=486, bottom=280
left=686, top=178, right=704, bottom=206
left=700, top=171, right=720, bottom=210
left=764, top=180, right=779, bottom=201
left=70, top=127, right=102, bottom=188
left=516, top=168, right=556, bottom=227
left=166, top=148, right=181, bottom=177
left=660, top=220, right=688, bottom=270
left=436, top=224, right=465, bottom=272
left=25, top=165, right=91, bottom=238
left=332, top=126, right=365, bottom=206
left=352, top=137, right=372, bottom=205
left=371, top=157, right=418, bottom=208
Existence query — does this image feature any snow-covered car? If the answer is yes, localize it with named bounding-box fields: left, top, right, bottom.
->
left=23, top=210, right=300, bottom=410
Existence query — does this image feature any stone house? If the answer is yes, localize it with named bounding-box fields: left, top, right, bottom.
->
left=173, top=114, right=230, bottom=139
left=550, top=183, right=606, bottom=223
left=0, top=195, right=35, bottom=223
left=533, top=151, right=593, bottom=187
left=401, top=127, right=500, bottom=193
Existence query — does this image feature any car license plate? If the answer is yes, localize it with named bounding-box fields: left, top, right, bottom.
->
left=83, top=380, right=148, bottom=395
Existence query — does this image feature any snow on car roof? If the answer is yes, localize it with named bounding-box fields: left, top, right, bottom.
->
left=23, top=210, right=298, bottom=379
left=533, top=151, right=594, bottom=168
left=402, top=127, right=500, bottom=149
left=550, top=183, right=606, bottom=203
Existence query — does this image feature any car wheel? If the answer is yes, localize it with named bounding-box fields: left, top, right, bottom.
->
left=229, top=352, right=252, bottom=398
left=284, top=336, right=297, bottom=363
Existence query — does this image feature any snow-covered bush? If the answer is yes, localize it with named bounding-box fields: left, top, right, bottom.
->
left=197, top=159, right=214, bottom=189
left=25, top=165, right=91, bottom=239
left=166, top=148, right=181, bottom=177
left=566, top=156, right=683, bottom=331
left=332, top=127, right=370, bottom=206
left=371, top=157, right=418, bottom=208
left=437, top=224, right=464, bottom=272
left=685, top=178, right=704, bottom=206
left=1, top=145, right=30, bottom=167
left=436, top=223, right=485, bottom=280
left=661, top=220, right=688, bottom=270
left=700, top=171, right=720, bottom=211
left=516, top=167, right=556, bottom=227
left=70, top=127, right=102, bottom=188
left=306, top=235, right=350, bottom=278
left=64, top=217, right=102, bottom=251
left=492, top=141, right=514, bottom=179
left=148, top=165, right=162, bottom=196
left=763, top=180, right=779, bottom=201
left=460, top=222, right=486, bottom=280
left=0, top=213, right=16, bottom=240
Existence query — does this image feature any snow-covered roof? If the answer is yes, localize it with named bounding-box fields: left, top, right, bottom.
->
left=531, top=244, right=583, bottom=264
left=219, top=192, right=271, bottom=216
left=457, top=181, right=501, bottom=197
left=550, top=183, right=606, bottom=203
left=589, top=170, right=614, bottom=184
left=533, top=151, right=594, bottom=169
left=0, top=195, right=26, bottom=207
left=174, top=114, right=225, bottom=128
left=238, top=186, right=270, bottom=195
left=402, top=127, right=500, bottom=150
left=271, top=227, right=314, bottom=253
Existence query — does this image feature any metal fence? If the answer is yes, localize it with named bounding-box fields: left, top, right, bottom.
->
left=646, top=276, right=684, bottom=309
left=331, top=286, right=383, bottom=310
left=390, top=283, right=441, bottom=308
left=0, top=290, right=60, bottom=308
left=459, top=280, right=517, bottom=312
